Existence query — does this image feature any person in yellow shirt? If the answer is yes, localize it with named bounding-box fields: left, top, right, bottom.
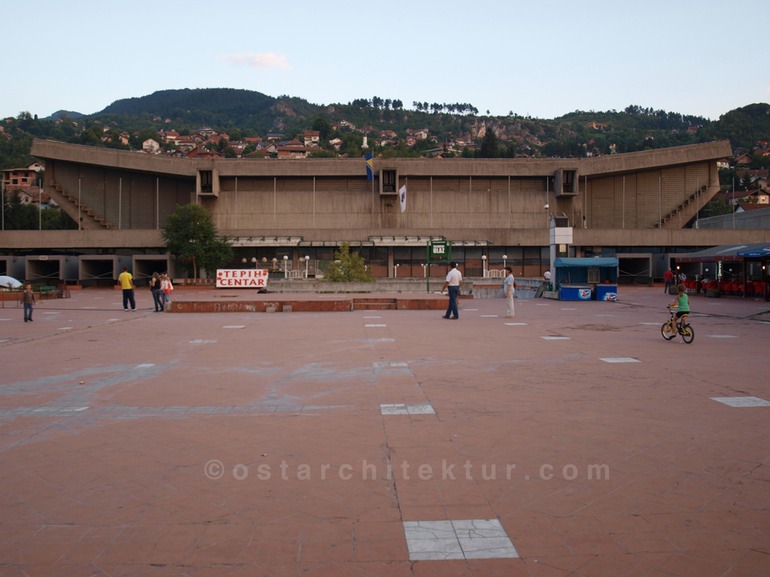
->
left=118, top=266, right=136, bottom=311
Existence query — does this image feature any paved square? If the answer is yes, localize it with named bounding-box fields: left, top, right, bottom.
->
left=1, top=285, right=769, bottom=576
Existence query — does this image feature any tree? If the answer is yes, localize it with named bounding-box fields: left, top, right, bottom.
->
left=41, top=207, right=77, bottom=230
left=479, top=128, right=499, bottom=158
left=2, top=190, right=38, bottom=229
left=311, top=116, right=332, bottom=140
left=161, top=204, right=233, bottom=280
left=699, top=197, right=733, bottom=219
left=325, top=242, right=373, bottom=282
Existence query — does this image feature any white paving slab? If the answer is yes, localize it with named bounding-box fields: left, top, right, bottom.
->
left=403, top=519, right=518, bottom=561
left=707, top=335, right=738, bottom=339
left=600, top=357, right=641, bottom=363
left=711, top=396, right=770, bottom=407
left=373, top=361, right=408, bottom=369
left=505, top=322, right=528, bottom=326
left=380, top=403, right=435, bottom=415
left=222, top=325, right=246, bottom=329
left=364, top=324, right=387, bottom=327
left=541, top=336, right=570, bottom=340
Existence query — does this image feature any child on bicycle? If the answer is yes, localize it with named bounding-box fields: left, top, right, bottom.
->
left=670, top=283, right=690, bottom=320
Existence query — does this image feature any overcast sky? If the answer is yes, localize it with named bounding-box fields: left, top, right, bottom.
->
left=3, top=0, right=768, bottom=121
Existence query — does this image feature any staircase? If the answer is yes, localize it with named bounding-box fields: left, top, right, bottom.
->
left=48, top=179, right=114, bottom=230
left=653, top=185, right=707, bottom=229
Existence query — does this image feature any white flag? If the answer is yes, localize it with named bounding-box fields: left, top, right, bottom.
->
left=399, top=185, right=407, bottom=213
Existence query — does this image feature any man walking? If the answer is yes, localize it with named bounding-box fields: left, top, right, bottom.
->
left=503, top=266, right=516, bottom=318
left=441, top=261, right=462, bottom=320
left=118, top=266, right=136, bottom=311
left=21, top=283, right=36, bottom=322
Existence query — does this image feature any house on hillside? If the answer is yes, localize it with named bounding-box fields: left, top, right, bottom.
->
left=161, top=130, right=180, bottom=144
left=186, top=147, right=221, bottom=159
left=142, top=139, right=161, bottom=154
left=2, top=163, right=44, bottom=190
left=17, top=187, right=56, bottom=208
left=277, top=140, right=309, bottom=159
left=303, top=130, right=320, bottom=148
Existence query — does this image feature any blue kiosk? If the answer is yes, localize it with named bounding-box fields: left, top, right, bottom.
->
left=554, top=257, right=619, bottom=301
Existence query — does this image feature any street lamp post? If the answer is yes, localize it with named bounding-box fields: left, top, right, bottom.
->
left=482, top=255, right=487, bottom=278
left=394, top=263, right=400, bottom=278
left=304, top=255, right=310, bottom=278
left=503, top=254, right=508, bottom=270
left=283, top=255, right=289, bottom=278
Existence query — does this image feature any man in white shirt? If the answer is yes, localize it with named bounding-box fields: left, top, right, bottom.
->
left=503, top=266, right=516, bottom=318
left=441, top=261, right=463, bottom=319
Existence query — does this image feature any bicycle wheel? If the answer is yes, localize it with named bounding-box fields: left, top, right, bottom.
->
left=661, top=321, right=676, bottom=340
left=680, top=323, right=695, bottom=344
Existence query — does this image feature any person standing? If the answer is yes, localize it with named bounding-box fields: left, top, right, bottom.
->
left=21, top=283, right=36, bottom=322
left=441, top=261, right=462, bottom=319
left=663, top=268, right=674, bottom=294
left=160, top=274, right=174, bottom=309
left=118, top=266, right=136, bottom=311
left=149, top=272, right=163, bottom=312
left=503, top=266, right=516, bottom=318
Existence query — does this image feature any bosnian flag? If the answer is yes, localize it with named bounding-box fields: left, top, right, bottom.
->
left=399, top=184, right=407, bottom=213
left=365, top=152, right=374, bottom=181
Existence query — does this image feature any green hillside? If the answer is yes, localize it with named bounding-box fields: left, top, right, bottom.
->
left=2, top=89, right=769, bottom=170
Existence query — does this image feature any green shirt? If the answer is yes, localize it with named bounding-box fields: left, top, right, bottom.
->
left=676, top=292, right=689, bottom=313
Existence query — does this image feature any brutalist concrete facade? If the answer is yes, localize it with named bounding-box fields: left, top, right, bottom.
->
left=2, top=138, right=766, bottom=281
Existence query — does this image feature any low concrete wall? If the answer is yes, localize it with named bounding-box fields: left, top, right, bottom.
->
left=174, top=278, right=543, bottom=299
left=171, top=277, right=549, bottom=298
left=471, top=278, right=543, bottom=299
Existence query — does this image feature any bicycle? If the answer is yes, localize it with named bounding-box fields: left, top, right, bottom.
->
left=661, top=305, right=695, bottom=343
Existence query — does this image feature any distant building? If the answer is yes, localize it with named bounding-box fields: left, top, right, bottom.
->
left=2, top=163, right=44, bottom=191
left=277, top=140, right=309, bottom=159
left=303, top=130, right=320, bottom=148
left=142, top=139, right=161, bottom=154
left=16, top=139, right=752, bottom=285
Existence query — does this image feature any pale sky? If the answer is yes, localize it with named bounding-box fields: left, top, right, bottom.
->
left=3, top=0, right=768, bottom=122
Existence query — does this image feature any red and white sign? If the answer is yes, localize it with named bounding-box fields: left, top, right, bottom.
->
left=216, top=269, right=269, bottom=288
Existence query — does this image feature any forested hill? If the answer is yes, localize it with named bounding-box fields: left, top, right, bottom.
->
left=98, top=88, right=283, bottom=129
left=2, top=88, right=769, bottom=169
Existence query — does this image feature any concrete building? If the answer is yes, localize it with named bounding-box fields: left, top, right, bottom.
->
left=3, top=138, right=769, bottom=283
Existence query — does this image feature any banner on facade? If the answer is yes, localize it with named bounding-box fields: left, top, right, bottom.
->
left=216, top=269, right=269, bottom=288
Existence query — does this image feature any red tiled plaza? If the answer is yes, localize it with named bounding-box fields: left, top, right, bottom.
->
left=1, top=286, right=768, bottom=576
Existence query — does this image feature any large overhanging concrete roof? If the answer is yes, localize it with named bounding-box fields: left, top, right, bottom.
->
left=30, top=139, right=732, bottom=179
